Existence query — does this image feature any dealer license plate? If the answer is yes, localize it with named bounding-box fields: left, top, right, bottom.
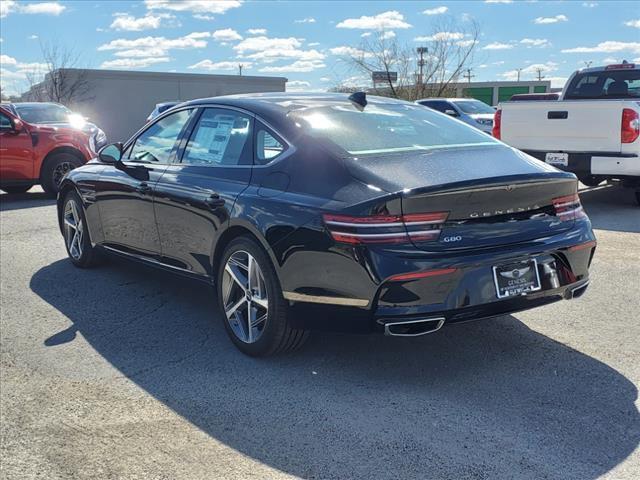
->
left=545, top=152, right=568, bottom=167
left=492, top=259, right=542, bottom=299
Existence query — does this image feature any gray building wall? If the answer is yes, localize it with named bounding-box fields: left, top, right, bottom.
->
left=25, top=69, right=287, bottom=142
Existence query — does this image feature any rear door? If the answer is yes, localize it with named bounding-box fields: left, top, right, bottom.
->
left=153, top=107, right=254, bottom=275
left=97, top=108, right=197, bottom=257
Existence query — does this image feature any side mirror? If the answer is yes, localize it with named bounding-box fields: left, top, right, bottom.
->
left=10, top=118, right=24, bottom=133
left=98, top=142, right=123, bottom=164
left=444, top=109, right=459, bottom=117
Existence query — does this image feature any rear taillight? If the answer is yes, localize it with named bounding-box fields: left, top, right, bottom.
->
left=492, top=109, right=501, bottom=139
left=552, top=193, right=587, bottom=221
left=621, top=108, right=640, bottom=144
left=322, top=212, right=449, bottom=245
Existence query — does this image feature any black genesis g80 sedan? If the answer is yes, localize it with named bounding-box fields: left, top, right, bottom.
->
left=57, top=93, right=596, bottom=356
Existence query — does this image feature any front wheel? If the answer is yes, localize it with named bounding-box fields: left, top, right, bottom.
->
left=62, top=191, right=100, bottom=268
left=217, top=236, right=308, bottom=356
left=42, top=153, right=82, bottom=196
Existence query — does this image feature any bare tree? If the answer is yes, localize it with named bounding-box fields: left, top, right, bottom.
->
left=337, top=18, right=480, bottom=101
left=24, top=42, right=91, bottom=106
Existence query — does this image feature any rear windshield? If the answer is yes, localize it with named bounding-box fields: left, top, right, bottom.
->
left=455, top=100, right=496, bottom=114
left=292, top=102, right=497, bottom=156
left=564, top=68, right=640, bottom=100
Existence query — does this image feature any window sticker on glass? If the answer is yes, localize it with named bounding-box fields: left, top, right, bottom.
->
left=184, top=111, right=251, bottom=165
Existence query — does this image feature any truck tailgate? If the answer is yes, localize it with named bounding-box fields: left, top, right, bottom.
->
left=501, top=100, right=625, bottom=153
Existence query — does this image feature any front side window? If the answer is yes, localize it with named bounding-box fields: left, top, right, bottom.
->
left=182, top=108, right=252, bottom=166
left=129, top=109, right=195, bottom=163
left=293, top=102, right=497, bottom=156
left=455, top=100, right=495, bottom=114
left=13, top=103, right=72, bottom=124
left=255, top=123, right=286, bottom=165
left=0, top=112, right=12, bottom=129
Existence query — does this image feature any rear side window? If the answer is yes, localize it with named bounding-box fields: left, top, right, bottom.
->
left=182, top=108, right=253, bottom=166
left=419, top=100, right=450, bottom=113
left=564, top=69, right=640, bottom=99
left=0, top=112, right=11, bottom=129
left=255, top=122, right=286, bottom=165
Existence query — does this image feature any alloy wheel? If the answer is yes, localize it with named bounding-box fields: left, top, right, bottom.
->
left=53, top=162, right=73, bottom=189
left=63, top=199, right=84, bottom=260
left=222, top=250, right=269, bottom=343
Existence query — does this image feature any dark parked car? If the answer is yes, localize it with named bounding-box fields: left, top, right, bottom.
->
left=57, top=93, right=596, bottom=356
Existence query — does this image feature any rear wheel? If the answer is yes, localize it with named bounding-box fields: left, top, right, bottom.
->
left=62, top=191, right=100, bottom=268
left=1, top=185, right=32, bottom=194
left=579, top=175, right=604, bottom=188
left=635, top=190, right=640, bottom=206
left=42, top=153, right=82, bottom=196
left=217, top=236, right=308, bottom=356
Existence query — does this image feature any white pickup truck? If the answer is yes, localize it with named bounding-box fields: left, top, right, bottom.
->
left=494, top=62, right=640, bottom=204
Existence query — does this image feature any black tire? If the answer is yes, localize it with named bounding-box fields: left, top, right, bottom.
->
left=579, top=175, right=604, bottom=188
left=41, top=153, right=83, bottom=196
left=1, top=185, right=32, bottom=194
left=635, top=190, right=640, bottom=207
left=62, top=191, right=101, bottom=268
left=217, top=235, right=308, bottom=356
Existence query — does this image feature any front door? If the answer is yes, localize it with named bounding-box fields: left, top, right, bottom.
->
left=96, top=108, right=197, bottom=257
left=154, top=107, right=254, bottom=275
left=0, top=110, right=34, bottom=183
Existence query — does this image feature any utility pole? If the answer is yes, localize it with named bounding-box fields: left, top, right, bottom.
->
left=238, top=64, right=244, bottom=76
left=416, top=47, right=428, bottom=85
left=535, top=68, right=545, bottom=81
left=463, top=68, right=475, bottom=83
left=583, top=61, right=593, bottom=68
left=516, top=68, right=523, bottom=82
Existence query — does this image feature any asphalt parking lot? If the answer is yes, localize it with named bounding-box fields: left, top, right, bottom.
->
left=1, top=184, right=639, bottom=480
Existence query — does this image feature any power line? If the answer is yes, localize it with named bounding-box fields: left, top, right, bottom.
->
left=535, top=68, right=545, bottom=81
left=463, top=68, right=475, bottom=83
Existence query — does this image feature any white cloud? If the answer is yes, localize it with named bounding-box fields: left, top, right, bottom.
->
left=320, top=77, right=331, bottom=82
left=193, top=14, right=215, bottom=21
left=145, top=0, right=242, bottom=15
left=0, top=54, right=17, bottom=66
left=624, top=19, right=640, bottom=28
left=308, top=42, right=320, bottom=46
left=28, top=34, right=39, bottom=40
left=259, top=60, right=325, bottom=73
left=295, top=17, right=316, bottom=23
left=483, top=42, right=513, bottom=50
left=247, top=28, right=266, bottom=35
left=484, top=0, right=513, bottom=3
left=110, top=13, right=174, bottom=31
left=422, top=6, right=448, bottom=15
left=582, top=2, right=598, bottom=7
left=415, top=32, right=464, bottom=42
left=1, top=0, right=65, bottom=17
left=520, top=38, right=551, bottom=48
left=98, top=32, right=211, bottom=56
left=101, top=57, right=171, bottom=69
left=336, top=11, right=411, bottom=30
left=380, top=31, right=395, bottom=39
left=113, top=48, right=169, bottom=58
left=457, top=39, right=477, bottom=47
left=287, top=80, right=311, bottom=91
left=561, top=41, right=640, bottom=54
left=188, top=60, right=248, bottom=71
left=329, top=46, right=372, bottom=57
left=233, top=35, right=325, bottom=63
left=212, top=28, right=242, bottom=41
left=534, top=15, right=568, bottom=25
left=500, top=62, right=559, bottom=81
left=602, top=57, right=618, bottom=64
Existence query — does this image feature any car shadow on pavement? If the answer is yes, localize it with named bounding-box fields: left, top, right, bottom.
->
left=0, top=191, right=55, bottom=212
left=31, top=258, right=639, bottom=480
left=579, top=184, right=640, bottom=233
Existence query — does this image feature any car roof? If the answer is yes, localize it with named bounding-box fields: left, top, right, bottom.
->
left=179, top=92, right=411, bottom=125
left=415, top=98, right=478, bottom=103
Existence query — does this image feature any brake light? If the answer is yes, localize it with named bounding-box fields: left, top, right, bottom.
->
left=322, top=211, right=448, bottom=245
left=605, top=63, right=635, bottom=70
left=621, top=108, right=640, bottom=144
left=552, top=193, right=587, bottom=221
left=492, top=109, right=501, bottom=139
left=388, top=268, right=457, bottom=282
left=568, top=240, right=597, bottom=252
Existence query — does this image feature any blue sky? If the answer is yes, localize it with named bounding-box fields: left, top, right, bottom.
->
left=1, top=0, right=639, bottom=95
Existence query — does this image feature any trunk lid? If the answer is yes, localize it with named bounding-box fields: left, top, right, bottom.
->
left=344, top=144, right=579, bottom=252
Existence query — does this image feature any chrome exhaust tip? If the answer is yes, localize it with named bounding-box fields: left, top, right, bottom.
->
left=382, top=317, right=445, bottom=337
left=567, top=281, right=589, bottom=300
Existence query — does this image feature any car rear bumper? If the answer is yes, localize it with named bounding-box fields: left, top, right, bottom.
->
left=524, top=150, right=640, bottom=178
left=281, top=222, right=596, bottom=334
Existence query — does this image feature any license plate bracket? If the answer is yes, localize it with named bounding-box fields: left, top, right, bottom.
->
left=492, top=259, right=542, bottom=299
left=545, top=152, right=569, bottom=167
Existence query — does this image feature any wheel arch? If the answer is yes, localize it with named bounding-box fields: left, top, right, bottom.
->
left=56, top=180, right=83, bottom=234
left=39, top=146, right=86, bottom=184
left=212, top=220, right=283, bottom=284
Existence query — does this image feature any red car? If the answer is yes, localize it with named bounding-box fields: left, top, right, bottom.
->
left=0, top=103, right=101, bottom=195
